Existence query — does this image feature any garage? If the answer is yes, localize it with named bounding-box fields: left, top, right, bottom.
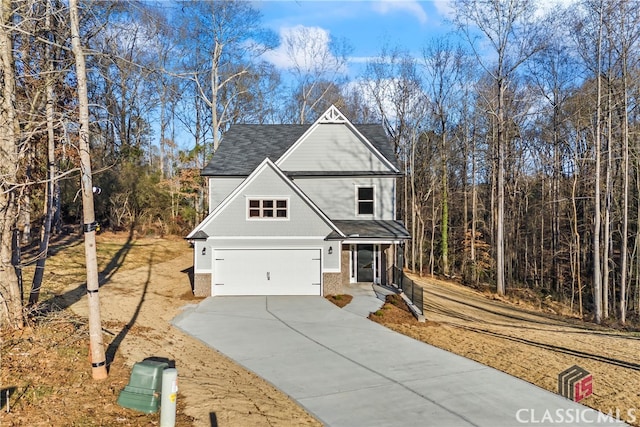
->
left=212, top=249, right=322, bottom=296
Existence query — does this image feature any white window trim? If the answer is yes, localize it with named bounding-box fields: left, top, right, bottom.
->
left=355, top=185, right=375, bottom=217
left=246, top=196, right=290, bottom=221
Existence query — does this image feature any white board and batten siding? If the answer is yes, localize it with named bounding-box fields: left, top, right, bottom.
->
left=212, top=248, right=322, bottom=296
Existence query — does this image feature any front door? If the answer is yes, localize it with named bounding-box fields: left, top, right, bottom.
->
left=357, top=244, right=374, bottom=282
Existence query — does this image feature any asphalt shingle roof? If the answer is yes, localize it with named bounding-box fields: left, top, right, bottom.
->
left=201, top=123, right=398, bottom=176
left=327, top=220, right=411, bottom=240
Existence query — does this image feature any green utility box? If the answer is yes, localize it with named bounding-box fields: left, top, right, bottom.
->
left=117, top=360, right=168, bottom=413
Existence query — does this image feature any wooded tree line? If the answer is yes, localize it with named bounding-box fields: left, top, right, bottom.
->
left=1, top=0, right=639, bottom=329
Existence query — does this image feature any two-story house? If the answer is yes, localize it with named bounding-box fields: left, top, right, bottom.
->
left=186, top=105, right=410, bottom=297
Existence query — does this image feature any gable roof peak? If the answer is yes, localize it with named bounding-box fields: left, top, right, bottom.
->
left=317, top=105, right=348, bottom=124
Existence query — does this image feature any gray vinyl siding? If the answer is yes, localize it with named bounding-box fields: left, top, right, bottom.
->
left=294, top=176, right=396, bottom=220
left=209, top=238, right=340, bottom=271
left=209, top=177, right=243, bottom=210
left=194, top=240, right=212, bottom=272
left=202, top=165, right=333, bottom=238
left=278, top=124, right=393, bottom=173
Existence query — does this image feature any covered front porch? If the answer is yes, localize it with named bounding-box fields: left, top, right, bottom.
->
left=323, top=220, right=410, bottom=294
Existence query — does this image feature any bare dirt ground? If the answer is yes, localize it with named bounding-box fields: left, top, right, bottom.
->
left=5, top=232, right=640, bottom=426
left=370, top=274, right=640, bottom=426
left=2, top=232, right=320, bottom=426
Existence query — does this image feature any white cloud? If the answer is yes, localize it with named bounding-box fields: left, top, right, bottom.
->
left=432, top=0, right=455, bottom=19
left=533, top=0, right=578, bottom=17
left=434, top=0, right=578, bottom=21
left=348, top=56, right=379, bottom=64
left=372, top=0, right=428, bottom=24
left=262, top=25, right=342, bottom=73
left=346, top=77, right=428, bottom=125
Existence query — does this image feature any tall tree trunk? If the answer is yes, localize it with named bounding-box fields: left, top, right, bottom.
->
left=410, top=133, right=417, bottom=271
left=430, top=196, right=436, bottom=277
left=69, top=0, right=107, bottom=379
left=552, top=97, right=561, bottom=293
left=29, top=0, right=57, bottom=306
left=211, top=40, right=221, bottom=151
left=441, top=131, right=449, bottom=276
left=0, top=0, right=23, bottom=329
left=471, top=124, right=478, bottom=284
left=496, top=77, right=506, bottom=295
left=592, top=1, right=604, bottom=324
left=619, top=3, right=631, bottom=325
left=602, top=79, right=612, bottom=319
left=404, top=142, right=409, bottom=269
left=572, top=155, right=583, bottom=318
left=159, top=83, right=167, bottom=179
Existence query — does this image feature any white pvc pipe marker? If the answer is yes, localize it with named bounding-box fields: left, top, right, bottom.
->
left=160, top=368, right=178, bottom=427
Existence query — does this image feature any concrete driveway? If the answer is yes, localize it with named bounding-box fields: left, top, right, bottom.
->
left=172, top=294, right=626, bottom=427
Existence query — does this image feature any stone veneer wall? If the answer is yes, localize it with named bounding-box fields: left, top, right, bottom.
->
left=323, top=272, right=342, bottom=295
left=341, top=245, right=350, bottom=285
left=323, top=246, right=351, bottom=295
left=193, top=273, right=212, bottom=297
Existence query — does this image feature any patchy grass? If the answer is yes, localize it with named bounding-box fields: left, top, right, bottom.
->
left=1, top=310, right=193, bottom=426
left=3, top=232, right=194, bottom=426
left=20, top=231, right=186, bottom=304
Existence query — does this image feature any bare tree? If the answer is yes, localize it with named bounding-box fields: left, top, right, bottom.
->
left=572, top=0, right=607, bottom=323
left=281, top=26, right=352, bottom=124
left=69, top=0, right=107, bottom=379
left=615, top=0, right=640, bottom=324
left=177, top=0, right=274, bottom=151
left=362, top=47, right=428, bottom=271
left=0, top=0, right=23, bottom=329
left=29, top=0, right=60, bottom=306
left=525, top=5, right=577, bottom=294
left=422, top=37, right=465, bottom=277
left=454, top=0, right=544, bottom=295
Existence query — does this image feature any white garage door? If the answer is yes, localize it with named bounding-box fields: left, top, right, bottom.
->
left=213, top=249, right=322, bottom=296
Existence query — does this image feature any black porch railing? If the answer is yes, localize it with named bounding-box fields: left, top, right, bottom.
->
left=389, top=266, right=424, bottom=315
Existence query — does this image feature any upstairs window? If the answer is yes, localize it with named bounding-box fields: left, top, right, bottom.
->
left=357, top=187, right=374, bottom=215
left=248, top=198, right=288, bottom=219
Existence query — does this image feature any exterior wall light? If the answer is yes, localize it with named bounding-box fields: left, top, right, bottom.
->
left=201, top=247, right=206, bottom=256
left=328, top=246, right=333, bottom=255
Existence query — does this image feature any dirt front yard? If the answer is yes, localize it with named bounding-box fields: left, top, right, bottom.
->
left=371, top=274, right=640, bottom=426
left=4, top=232, right=640, bottom=426
left=2, top=233, right=320, bottom=426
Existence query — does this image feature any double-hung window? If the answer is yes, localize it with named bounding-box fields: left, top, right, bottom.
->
left=357, top=187, right=374, bottom=215
left=248, top=198, right=288, bottom=219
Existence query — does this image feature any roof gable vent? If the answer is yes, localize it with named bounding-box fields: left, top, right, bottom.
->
left=318, top=105, right=348, bottom=123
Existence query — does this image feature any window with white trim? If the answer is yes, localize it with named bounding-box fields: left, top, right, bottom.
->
left=248, top=198, right=288, bottom=219
left=357, top=187, right=374, bottom=215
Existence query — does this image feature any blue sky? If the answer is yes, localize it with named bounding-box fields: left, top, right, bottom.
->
left=254, top=0, right=577, bottom=80
left=256, top=1, right=455, bottom=77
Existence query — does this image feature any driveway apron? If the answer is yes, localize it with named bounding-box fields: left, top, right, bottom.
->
left=172, top=296, right=626, bottom=427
